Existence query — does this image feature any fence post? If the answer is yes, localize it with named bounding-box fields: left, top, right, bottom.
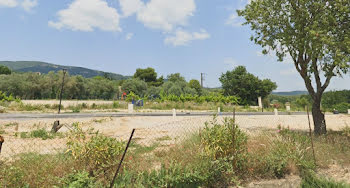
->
left=110, top=129, right=135, bottom=188
left=274, top=108, right=278, bottom=116
left=348, top=109, right=350, bottom=115
left=0, top=136, right=4, bottom=154
left=233, top=106, right=236, bottom=122
left=306, top=106, right=317, bottom=166
left=128, top=104, right=134, bottom=114
left=218, top=107, right=221, bottom=114
left=173, top=109, right=176, bottom=118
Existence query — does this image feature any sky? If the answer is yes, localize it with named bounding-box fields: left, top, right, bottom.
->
left=0, top=0, right=349, bottom=92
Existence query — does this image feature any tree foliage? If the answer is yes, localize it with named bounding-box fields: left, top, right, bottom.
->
left=0, top=65, right=11, bottom=75
left=121, top=79, right=148, bottom=97
left=0, top=72, right=118, bottom=100
left=219, top=66, right=277, bottom=105
left=238, top=0, right=350, bottom=134
left=188, top=79, right=202, bottom=95
left=133, top=67, right=164, bottom=87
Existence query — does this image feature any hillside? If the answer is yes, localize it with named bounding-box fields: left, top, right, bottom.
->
left=0, top=61, right=130, bottom=80
left=272, top=90, right=308, bottom=96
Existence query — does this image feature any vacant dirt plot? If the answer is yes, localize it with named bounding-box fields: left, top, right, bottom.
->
left=1, top=114, right=349, bottom=159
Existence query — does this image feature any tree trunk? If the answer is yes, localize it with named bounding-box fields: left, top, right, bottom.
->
left=312, top=99, right=327, bottom=135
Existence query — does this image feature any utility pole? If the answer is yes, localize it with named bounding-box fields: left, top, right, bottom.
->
left=58, top=69, right=67, bottom=114
left=200, top=73, right=205, bottom=88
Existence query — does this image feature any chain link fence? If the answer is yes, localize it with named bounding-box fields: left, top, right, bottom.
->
left=2, top=113, right=349, bottom=159
left=1, top=113, right=349, bottom=186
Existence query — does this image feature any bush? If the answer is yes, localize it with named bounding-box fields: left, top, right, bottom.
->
left=200, top=116, right=248, bottom=175
left=248, top=127, right=315, bottom=179
left=61, top=170, right=102, bottom=188
left=301, top=172, right=350, bottom=188
left=334, top=102, right=350, bottom=113
left=66, top=123, right=125, bottom=179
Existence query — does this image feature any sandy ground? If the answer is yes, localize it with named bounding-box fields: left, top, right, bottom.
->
left=1, top=114, right=350, bottom=186
left=1, top=114, right=349, bottom=158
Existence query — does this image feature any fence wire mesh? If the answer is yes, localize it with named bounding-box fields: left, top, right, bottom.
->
left=1, top=113, right=349, bottom=186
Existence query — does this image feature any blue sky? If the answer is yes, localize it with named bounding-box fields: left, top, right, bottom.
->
left=0, top=0, right=349, bottom=91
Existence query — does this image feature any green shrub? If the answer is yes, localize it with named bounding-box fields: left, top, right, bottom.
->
left=30, top=128, right=53, bottom=140
left=112, top=101, right=119, bottom=108
left=71, top=106, right=81, bottom=113
left=200, top=116, right=248, bottom=175
left=66, top=124, right=125, bottom=179
left=61, top=170, right=102, bottom=188
left=301, top=172, right=350, bottom=188
left=334, top=102, right=350, bottom=113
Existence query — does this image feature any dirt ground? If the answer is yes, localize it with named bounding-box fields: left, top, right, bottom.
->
left=1, top=114, right=350, bottom=186
left=1, top=114, right=349, bottom=157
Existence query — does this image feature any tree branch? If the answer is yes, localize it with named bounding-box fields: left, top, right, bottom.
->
left=312, top=58, right=322, bottom=93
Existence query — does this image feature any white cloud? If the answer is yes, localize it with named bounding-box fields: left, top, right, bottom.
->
left=164, top=29, right=210, bottom=46
left=21, top=0, right=37, bottom=12
left=0, top=0, right=17, bottom=7
left=119, top=0, right=196, bottom=32
left=137, top=0, right=196, bottom=31
left=0, top=0, right=37, bottom=11
left=119, top=0, right=144, bottom=17
left=225, top=13, right=243, bottom=27
left=49, top=0, right=121, bottom=32
left=126, top=32, right=133, bottom=40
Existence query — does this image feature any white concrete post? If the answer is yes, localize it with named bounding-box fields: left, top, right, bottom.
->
left=274, top=108, right=278, bottom=116
left=348, top=109, right=350, bottom=115
left=173, top=109, right=176, bottom=118
left=286, top=105, right=291, bottom=111
left=258, top=97, right=262, bottom=108
left=218, top=107, right=221, bottom=114
left=128, top=104, right=134, bottom=114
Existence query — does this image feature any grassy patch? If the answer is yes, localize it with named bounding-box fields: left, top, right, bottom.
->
left=19, top=128, right=65, bottom=140
left=301, top=172, right=350, bottom=188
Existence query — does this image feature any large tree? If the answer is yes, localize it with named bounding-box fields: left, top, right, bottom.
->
left=220, top=66, right=277, bottom=105
left=238, top=0, right=350, bottom=134
left=134, top=67, right=164, bottom=87
left=0, top=65, right=11, bottom=75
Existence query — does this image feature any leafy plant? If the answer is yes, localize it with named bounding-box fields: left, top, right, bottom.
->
left=66, top=123, right=125, bottom=179
left=61, top=170, right=101, bottom=188
left=301, top=172, right=350, bottom=188
left=200, top=116, right=248, bottom=174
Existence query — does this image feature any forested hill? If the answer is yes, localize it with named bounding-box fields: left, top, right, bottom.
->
left=0, top=61, right=130, bottom=80
left=272, top=91, right=308, bottom=96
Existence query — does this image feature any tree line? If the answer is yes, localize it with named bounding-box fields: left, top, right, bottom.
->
left=0, top=66, right=277, bottom=105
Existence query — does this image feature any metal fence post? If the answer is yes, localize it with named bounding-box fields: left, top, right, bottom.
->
left=110, top=129, right=135, bottom=188
left=0, top=136, right=4, bottom=154
left=306, top=106, right=317, bottom=166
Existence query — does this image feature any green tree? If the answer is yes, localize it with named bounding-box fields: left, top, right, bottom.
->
left=219, top=66, right=277, bottom=105
left=238, top=0, right=350, bottom=134
left=121, top=78, right=147, bottom=97
left=188, top=79, right=202, bottom=95
left=134, top=67, right=157, bottom=82
left=133, top=67, right=164, bottom=87
left=167, top=73, right=186, bottom=83
left=0, top=65, right=11, bottom=75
